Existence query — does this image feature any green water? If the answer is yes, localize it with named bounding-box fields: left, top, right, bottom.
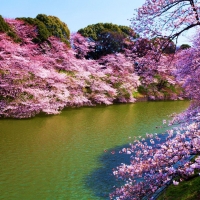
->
left=0, top=101, right=189, bottom=200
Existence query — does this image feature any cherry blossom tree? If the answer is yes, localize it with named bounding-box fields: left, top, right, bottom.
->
left=110, top=119, right=200, bottom=199
left=109, top=1, right=200, bottom=198
left=175, top=30, right=200, bottom=102
left=97, top=53, right=140, bottom=103
left=0, top=18, right=141, bottom=118
left=123, top=40, right=183, bottom=100
left=131, top=0, right=200, bottom=42
left=110, top=39, right=200, bottom=197
left=70, top=33, right=95, bottom=59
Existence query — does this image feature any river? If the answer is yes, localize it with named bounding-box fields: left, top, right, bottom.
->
left=0, top=101, right=189, bottom=200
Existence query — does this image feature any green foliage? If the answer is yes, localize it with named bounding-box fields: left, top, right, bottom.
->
left=0, top=95, right=14, bottom=103
left=0, top=15, right=10, bottom=32
left=17, top=17, right=51, bottom=43
left=57, top=69, right=75, bottom=76
left=17, top=14, right=70, bottom=45
left=36, top=14, right=70, bottom=45
left=132, top=91, right=144, bottom=98
left=155, top=77, right=168, bottom=91
left=158, top=176, right=200, bottom=200
left=118, top=25, right=139, bottom=38
left=0, top=15, right=21, bottom=43
left=19, top=92, right=34, bottom=101
left=138, top=74, right=184, bottom=100
left=78, top=23, right=137, bottom=59
left=78, top=23, right=135, bottom=41
left=138, top=85, right=148, bottom=95
left=83, top=86, right=92, bottom=94
left=180, top=44, right=191, bottom=50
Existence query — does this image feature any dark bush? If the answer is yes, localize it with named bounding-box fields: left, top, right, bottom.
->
left=78, top=23, right=138, bottom=59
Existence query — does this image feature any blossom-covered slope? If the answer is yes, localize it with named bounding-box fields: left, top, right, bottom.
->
left=0, top=14, right=187, bottom=118
left=0, top=17, right=140, bottom=118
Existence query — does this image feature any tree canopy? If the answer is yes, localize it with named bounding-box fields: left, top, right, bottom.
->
left=78, top=23, right=137, bottom=41
left=78, top=23, right=138, bottom=59
left=180, top=44, right=191, bottom=49
left=131, top=0, right=200, bottom=42
left=17, top=14, right=70, bottom=45
left=109, top=1, right=200, bottom=199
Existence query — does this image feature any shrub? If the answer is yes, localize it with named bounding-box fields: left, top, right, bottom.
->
left=17, top=14, right=70, bottom=46
left=36, top=14, right=70, bottom=45
left=0, top=15, right=21, bottom=42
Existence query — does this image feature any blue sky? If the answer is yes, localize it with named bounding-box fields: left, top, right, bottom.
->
left=0, top=0, right=192, bottom=45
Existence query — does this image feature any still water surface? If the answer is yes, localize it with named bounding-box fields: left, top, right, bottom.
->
left=0, top=101, right=189, bottom=200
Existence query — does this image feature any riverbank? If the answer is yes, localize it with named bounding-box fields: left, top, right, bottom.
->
left=158, top=173, right=200, bottom=199
left=135, top=95, right=185, bottom=102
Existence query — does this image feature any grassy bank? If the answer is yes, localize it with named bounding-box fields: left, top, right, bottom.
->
left=158, top=176, right=200, bottom=200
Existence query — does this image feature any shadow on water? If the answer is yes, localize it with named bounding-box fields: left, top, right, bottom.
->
left=84, top=131, right=173, bottom=200
left=84, top=144, right=132, bottom=200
